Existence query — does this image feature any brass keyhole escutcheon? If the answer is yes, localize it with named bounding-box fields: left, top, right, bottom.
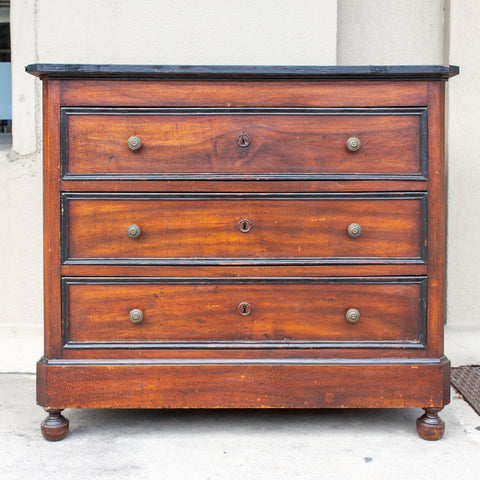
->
left=236, top=132, right=251, bottom=147
left=238, top=302, right=252, bottom=316
left=238, top=218, right=253, bottom=233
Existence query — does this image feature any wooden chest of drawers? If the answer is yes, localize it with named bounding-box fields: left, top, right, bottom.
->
left=27, top=64, right=458, bottom=441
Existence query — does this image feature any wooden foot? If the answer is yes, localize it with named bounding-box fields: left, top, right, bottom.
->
left=416, top=408, right=445, bottom=440
left=41, top=408, right=69, bottom=441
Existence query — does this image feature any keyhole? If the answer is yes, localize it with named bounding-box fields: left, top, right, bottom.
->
left=238, top=218, right=252, bottom=233
left=238, top=302, right=252, bottom=316
left=236, top=132, right=250, bottom=147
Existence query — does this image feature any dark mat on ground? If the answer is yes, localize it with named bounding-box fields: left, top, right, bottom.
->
left=451, top=366, right=480, bottom=416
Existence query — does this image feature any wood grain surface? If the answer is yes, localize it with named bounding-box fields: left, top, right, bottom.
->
left=64, top=110, right=423, bottom=178
left=65, top=280, right=423, bottom=344
left=60, top=79, right=428, bottom=108
left=37, top=359, right=450, bottom=409
left=59, top=263, right=428, bottom=278
left=64, top=195, right=424, bottom=263
left=60, top=179, right=428, bottom=193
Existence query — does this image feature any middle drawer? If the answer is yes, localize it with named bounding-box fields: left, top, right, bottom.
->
left=62, top=193, right=426, bottom=265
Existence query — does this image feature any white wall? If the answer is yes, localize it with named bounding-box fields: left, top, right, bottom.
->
left=337, top=0, right=446, bottom=64
left=36, top=0, right=337, bottom=65
left=1, top=0, right=42, bottom=372
left=1, top=0, right=478, bottom=371
left=2, top=0, right=337, bottom=372
left=444, top=0, right=480, bottom=365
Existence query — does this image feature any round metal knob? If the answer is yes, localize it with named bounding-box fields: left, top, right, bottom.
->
left=127, top=224, right=141, bottom=239
left=129, top=309, right=144, bottom=324
left=238, top=219, right=253, bottom=233
left=128, top=136, right=142, bottom=151
left=347, top=223, right=362, bottom=238
left=238, top=302, right=252, bottom=316
left=346, top=308, right=360, bottom=324
left=236, top=132, right=250, bottom=148
left=346, top=137, right=361, bottom=152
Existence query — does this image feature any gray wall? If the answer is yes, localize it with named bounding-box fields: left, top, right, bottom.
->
left=1, top=0, right=477, bottom=371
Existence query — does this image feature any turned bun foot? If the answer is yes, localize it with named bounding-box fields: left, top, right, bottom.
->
left=41, top=408, right=69, bottom=441
left=416, top=408, right=445, bottom=441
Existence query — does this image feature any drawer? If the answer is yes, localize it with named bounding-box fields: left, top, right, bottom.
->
left=62, top=277, right=426, bottom=347
left=61, top=108, right=427, bottom=180
left=62, top=193, right=426, bottom=265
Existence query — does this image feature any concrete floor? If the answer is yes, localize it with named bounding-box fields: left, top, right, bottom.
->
left=1, top=374, right=479, bottom=480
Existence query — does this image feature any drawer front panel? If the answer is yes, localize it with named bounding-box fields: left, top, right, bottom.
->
left=62, top=108, right=426, bottom=180
left=63, top=193, right=426, bottom=265
left=63, top=278, right=426, bottom=347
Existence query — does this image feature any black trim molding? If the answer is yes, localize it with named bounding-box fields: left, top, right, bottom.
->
left=41, top=357, right=448, bottom=366
left=26, top=64, right=460, bottom=80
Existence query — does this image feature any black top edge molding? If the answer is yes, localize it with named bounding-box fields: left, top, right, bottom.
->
left=26, top=64, right=459, bottom=80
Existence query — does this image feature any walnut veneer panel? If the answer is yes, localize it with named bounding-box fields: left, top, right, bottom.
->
left=63, top=109, right=425, bottom=179
left=64, top=194, right=425, bottom=264
left=65, top=279, right=424, bottom=344
left=37, top=360, right=450, bottom=409
left=60, top=80, right=428, bottom=108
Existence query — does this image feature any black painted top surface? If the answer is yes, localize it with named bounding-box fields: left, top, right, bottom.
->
left=26, top=64, right=459, bottom=80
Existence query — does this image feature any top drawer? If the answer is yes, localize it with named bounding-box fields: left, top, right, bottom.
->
left=61, top=108, right=427, bottom=181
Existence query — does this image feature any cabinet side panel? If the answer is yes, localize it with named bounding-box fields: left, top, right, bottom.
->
left=426, top=81, right=446, bottom=357
left=43, top=79, right=62, bottom=357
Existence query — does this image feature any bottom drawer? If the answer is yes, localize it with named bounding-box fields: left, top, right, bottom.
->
left=63, top=277, right=426, bottom=347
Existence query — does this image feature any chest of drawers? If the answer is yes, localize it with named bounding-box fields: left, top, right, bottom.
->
left=27, top=64, right=458, bottom=441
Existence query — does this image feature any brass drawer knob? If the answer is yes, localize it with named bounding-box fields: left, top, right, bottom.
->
left=236, top=132, right=251, bottom=148
left=347, top=223, right=362, bottom=238
left=128, top=135, right=142, bottom=151
left=346, top=308, right=360, bottom=323
left=346, top=137, right=361, bottom=152
left=238, top=218, right=253, bottom=233
left=127, top=224, right=141, bottom=239
left=129, top=309, right=144, bottom=324
left=238, top=302, right=252, bottom=316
